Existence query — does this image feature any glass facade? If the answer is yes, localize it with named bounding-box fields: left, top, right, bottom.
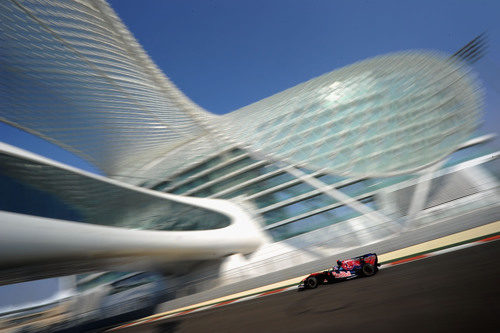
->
left=147, top=144, right=415, bottom=240
left=0, top=151, right=230, bottom=231
left=269, top=198, right=376, bottom=241
left=220, top=171, right=295, bottom=199
left=0, top=0, right=490, bottom=245
left=146, top=133, right=495, bottom=242
left=0, top=173, right=84, bottom=222
left=222, top=53, right=481, bottom=178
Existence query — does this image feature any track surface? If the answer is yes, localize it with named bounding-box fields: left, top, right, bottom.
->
left=118, top=241, right=500, bottom=332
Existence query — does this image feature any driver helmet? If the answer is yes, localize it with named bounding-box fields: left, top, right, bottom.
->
left=337, top=260, right=342, bottom=267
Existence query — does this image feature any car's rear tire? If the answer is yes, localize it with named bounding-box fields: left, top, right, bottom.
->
left=361, top=264, right=376, bottom=277
left=306, top=276, right=318, bottom=289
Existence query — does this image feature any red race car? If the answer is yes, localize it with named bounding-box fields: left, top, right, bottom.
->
left=298, top=253, right=380, bottom=290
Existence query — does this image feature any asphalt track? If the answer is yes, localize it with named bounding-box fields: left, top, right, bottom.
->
left=116, top=240, right=499, bottom=333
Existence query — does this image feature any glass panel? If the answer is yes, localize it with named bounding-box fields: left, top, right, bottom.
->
left=220, top=171, right=296, bottom=199
left=169, top=156, right=257, bottom=194
left=171, top=148, right=245, bottom=184
left=269, top=197, right=375, bottom=241
left=152, top=180, right=170, bottom=191
left=172, top=155, right=223, bottom=184
left=364, top=175, right=415, bottom=192
left=192, top=168, right=263, bottom=197
left=170, top=182, right=197, bottom=194
left=254, top=182, right=316, bottom=208
left=138, top=205, right=230, bottom=231
left=0, top=152, right=231, bottom=231
left=337, top=180, right=367, bottom=197
left=204, top=157, right=256, bottom=181
left=315, top=174, right=347, bottom=185
left=262, top=193, right=337, bottom=225
left=0, top=173, right=84, bottom=222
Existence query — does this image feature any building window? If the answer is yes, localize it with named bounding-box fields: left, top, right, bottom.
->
left=268, top=197, right=376, bottom=241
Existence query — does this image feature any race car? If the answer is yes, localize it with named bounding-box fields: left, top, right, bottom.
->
left=298, top=253, right=380, bottom=290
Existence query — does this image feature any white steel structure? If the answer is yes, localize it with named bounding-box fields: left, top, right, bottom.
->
left=0, top=0, right=220, bottom=179
left=0, top=0, right=482, bottom=182
left=0, top=142, right=265, bottom=284
left=1, top=0, right=498, bottom=285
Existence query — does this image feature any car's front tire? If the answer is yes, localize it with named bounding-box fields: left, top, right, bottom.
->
left=306, top=276, right=318, bottom=289
left=361, top=264, right=376, bottom=277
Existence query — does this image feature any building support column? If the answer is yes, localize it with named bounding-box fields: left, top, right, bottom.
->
left=404, top=159, right=447, bottom=230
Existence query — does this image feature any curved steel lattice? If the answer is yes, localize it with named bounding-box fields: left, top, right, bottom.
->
left=0, top=0, right=483, bottom=181
left=223, top=52, right=482, bottom=177
left=0, top=0, right=218, bottom=179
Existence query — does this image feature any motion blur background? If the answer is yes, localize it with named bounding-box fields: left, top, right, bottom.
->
left=0, top=0, right=499, bottom=332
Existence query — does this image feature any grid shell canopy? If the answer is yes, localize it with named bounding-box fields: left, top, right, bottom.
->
left=0, top=0, right=215, bottom=179
left=224, top=52, right=482, bottom=177
left=0, top=0, right=482, bottom=180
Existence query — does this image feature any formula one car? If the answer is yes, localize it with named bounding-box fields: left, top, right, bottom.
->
left=298, top=253, right=380, bottom=290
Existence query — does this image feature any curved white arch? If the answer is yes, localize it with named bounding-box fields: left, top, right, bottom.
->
left=0, top=142, right=265, bottom=279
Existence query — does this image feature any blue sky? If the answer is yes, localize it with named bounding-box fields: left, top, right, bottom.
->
left=1, top=0, right=499, bottom=309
